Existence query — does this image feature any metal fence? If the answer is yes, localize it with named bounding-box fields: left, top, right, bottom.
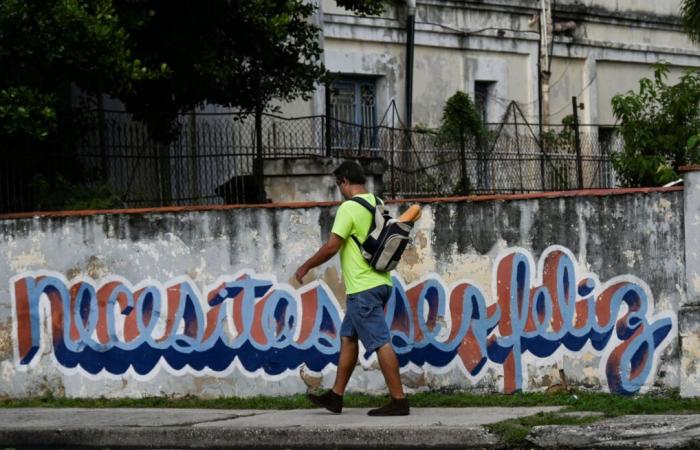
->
left=368, top=123, right=618, bottom=198
left=0, top=110, right=620, bottom=214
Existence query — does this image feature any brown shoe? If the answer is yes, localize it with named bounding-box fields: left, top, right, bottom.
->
left=368, top=397, right=410, bottom=416
left=307, top=389, right=343, bottom=414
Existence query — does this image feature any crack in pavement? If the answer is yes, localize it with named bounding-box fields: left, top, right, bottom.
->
left=123, top=412, right=268, bottom=428
left=533, top=418, right=700, bottom=447
left=608, top=420, right=700, bottom=443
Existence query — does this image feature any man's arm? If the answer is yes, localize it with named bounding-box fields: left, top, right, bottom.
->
left=295, top=233, right=344, bottom=283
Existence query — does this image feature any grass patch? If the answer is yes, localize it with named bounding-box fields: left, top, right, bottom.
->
left=2, top=389, right=700, bottom=415
left=485, top=412, right=603, bottom=446
left=5, top=390, right=700, bottom=448
left=0, top=390, right=574, bottom=410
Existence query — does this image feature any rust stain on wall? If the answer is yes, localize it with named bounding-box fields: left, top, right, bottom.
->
left=66, top=256, right=109, bottom=280
left=401, top=230, right=428, bottom=268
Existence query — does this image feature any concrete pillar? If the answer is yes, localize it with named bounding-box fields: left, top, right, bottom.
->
left=581, top=54, right=599, bottom=127
left=312, top=0, right=326, bottom=118
left=680, top=165, right=700, bottom=397
left=262, top=157, right=387, bottom=203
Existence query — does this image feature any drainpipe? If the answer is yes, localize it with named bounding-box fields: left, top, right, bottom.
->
left=404, top=0, right=416, bottom=130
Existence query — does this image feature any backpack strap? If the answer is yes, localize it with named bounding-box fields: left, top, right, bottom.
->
left=374, top=195, right=384, bottom=209
left=349, top=195, right=381, bottom=248
left=350, top=196, right=375, bottom=214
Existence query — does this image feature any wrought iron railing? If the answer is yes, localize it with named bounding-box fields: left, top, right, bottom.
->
left=0, top=110, right=620, bottom=214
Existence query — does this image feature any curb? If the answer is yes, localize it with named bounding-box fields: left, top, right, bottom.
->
left=0, top=426, right=500, bottom=449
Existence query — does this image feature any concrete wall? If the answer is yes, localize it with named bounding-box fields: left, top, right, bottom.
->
left=263, top=157, right=387, bottom=203
left=0, top=184, right=690, bottom=398
left=680, top=167, right=700, bottom=397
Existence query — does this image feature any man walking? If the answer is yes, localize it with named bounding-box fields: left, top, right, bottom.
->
left=295, top=160, right=409, bottom=416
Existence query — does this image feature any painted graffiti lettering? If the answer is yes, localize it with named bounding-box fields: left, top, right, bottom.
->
left=10, top=246, right=675, bottom=394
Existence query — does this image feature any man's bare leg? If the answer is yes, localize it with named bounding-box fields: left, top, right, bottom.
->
left=367, top=342, right=409, bottom=415
left=332, top=336, right=359, bottom=395
left=307, top=337, right=358, bottom=413
left=375, top=342, right=405, bottom=399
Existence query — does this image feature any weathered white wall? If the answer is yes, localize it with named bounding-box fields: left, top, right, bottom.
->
left=558, top=0, right=683, bottom=16
left=263, top=157, right=386, bottom=203
left=282, top=0, right=700, bottom=130
left=596, top=62, right=691, bottom=124
left=681, top=168, right=700, bottom=397
left=0, top=186, right=687, bottom=398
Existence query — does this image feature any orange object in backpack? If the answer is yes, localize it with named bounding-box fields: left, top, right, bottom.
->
left=397, top=204, right=422, bottom=223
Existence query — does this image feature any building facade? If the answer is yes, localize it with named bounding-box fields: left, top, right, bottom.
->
left=282, top=0, right=700, bottom=134
left=46, top=1, right=700, bottom=211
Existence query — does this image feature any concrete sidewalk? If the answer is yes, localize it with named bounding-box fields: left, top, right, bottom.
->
left=0, top=407, right=699, bottom=449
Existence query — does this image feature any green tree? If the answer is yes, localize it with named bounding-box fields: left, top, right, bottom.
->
left=118, top=0, right=386, bottom=140
left=1, top=0, right=386, bottom=143
left=113, top=1, right=325, bottom=141
left=0, top=0, right=385, bottom=211
left=611, top=63, right=700, bottom=187
left=0, top=0, right=163, bottom=142
left=0, top=0, right=166, bottom=212
left=683, top=0, right=700, bottom=42
left=439, top=91, right=487, bottom=194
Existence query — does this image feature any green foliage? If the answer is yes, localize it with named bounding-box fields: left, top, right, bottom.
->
left=438, top=91, right=489, bottom=195
left=0, top=0, right=165, bottom=142
left=683, top=0, right=700, bottom=43
left=0, top=0, right=385, bottom=143
left=0, top=87, right=57, bottom=140
left=541, top=115, right=576, bottom=154
left=540, top=115, right=578, bottom=190
left=0, top=0, right=382, bottom=211
left=439, top=91, right=487, bottom=146
left=611, top=63, right=700, bottom=187
left=486, top=412, right=603, bottom=446
left=32, top=175, right=124, bottom=211
left=2, top=389, right=698, bottom=414
left=114, top=0, right=329, bottom=141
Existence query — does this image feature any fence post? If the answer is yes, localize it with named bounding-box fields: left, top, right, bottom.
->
left=254, top=103, right=265, bottom=203
left=156, top=141, right=172, bottom=206
left=96, top=95, right=108, bottom=180
left=358, top=124, right=364, bottom=156
left=325, top=81, right=332, bottom=157
left=189, top=111, right=200, bottom=203
left=572, top=96, right=584, bottom=190
left=390, top=110, right=396, bottom=199
left=514, top=113, right=524, bottom=193
left=539, top=132, right=546, bottom=191
left=460, top=130, right=469, bottom=195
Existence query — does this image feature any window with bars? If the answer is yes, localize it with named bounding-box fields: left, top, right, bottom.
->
left=331, top=79, right=376, bottom=126
left=330, top=78, right=377, bottom=150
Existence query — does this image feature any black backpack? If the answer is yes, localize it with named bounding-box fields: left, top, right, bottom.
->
left=350, top=195, right=412, bottom=272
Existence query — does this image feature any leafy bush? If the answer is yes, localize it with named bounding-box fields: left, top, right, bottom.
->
left=611, top=63, right=700, bottom=187
left=438, top=91, right=487, bottom=194
left=32, top=175, right=124, bottom=211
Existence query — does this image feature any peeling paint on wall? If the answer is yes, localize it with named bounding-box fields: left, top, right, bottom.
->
left=0, top=190, right=687, bottom=397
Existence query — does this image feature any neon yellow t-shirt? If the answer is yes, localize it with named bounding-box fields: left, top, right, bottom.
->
left=331, top=193, right=393, bottom=295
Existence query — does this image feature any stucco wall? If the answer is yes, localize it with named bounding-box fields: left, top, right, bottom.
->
left=558, top=0, right=683, bottom=17
left=0, top=187, right=687, bottom=398
left=282, top=0, right=700, bottom=129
